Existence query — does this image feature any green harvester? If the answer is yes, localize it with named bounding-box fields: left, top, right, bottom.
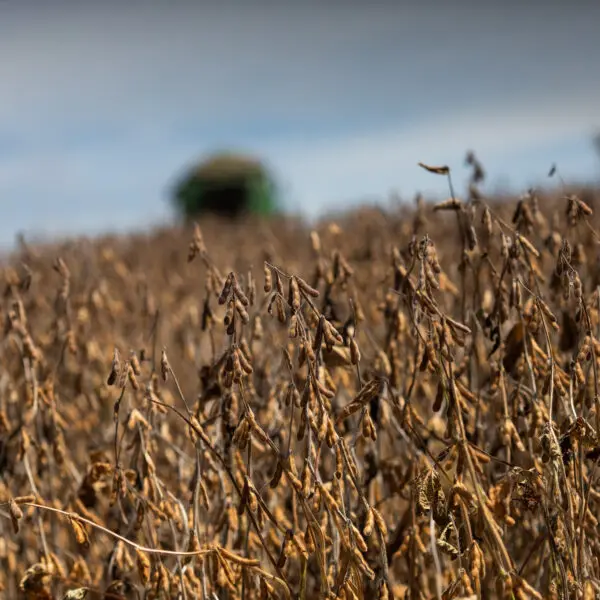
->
left=172, top=152, right=279, bottom=219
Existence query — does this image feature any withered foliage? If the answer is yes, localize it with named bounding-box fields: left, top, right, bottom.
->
left=2, top=166, right=600, bottom=599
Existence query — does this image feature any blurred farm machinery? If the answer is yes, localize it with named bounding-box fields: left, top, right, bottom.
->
left=171, top=151, right=280, bottom=220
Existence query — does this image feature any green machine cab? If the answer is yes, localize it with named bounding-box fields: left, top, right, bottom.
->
left=172, top=152, right=279, bottom=219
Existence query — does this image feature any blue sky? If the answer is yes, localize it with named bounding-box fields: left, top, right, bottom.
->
left=1, top=2, right=599, bottom=248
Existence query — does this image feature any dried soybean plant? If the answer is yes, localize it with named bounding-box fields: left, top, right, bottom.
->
left=1, top=169, right=600, bottom=599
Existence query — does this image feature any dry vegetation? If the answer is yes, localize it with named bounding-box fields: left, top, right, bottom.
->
left=2, top=158, right=600, bottom=599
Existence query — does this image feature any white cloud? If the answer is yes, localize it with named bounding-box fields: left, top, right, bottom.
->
left=1, top=2, right=598, bottom=139
left=0, top=4, right=411, bottom=136
left=259, top=91, right=600, bottom=207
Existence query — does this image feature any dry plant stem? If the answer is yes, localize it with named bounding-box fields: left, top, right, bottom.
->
left=429, top=508, right=443, bottom=600
left=447, top=174, right=469, bottom=324
left=536, top=297, right=577, bottom=561
left=167, top=517, right=188, bottom=600
left=581, top=293, right=600, bottom=433
left=19, top=502, right=240, bottom=560
left=241, top=405, right=252, bottom=600
left=148, top=397, right=294, bottom=597
left=24, top=354, right=60, bottom=557
left=517, top=286, right=577, bottom=593
left=498, top=367, right=511, bottom=472
left=149, top=308, right=160, bottom=375
left=408, top=501, right=418, bottom=600
left=113, top=387, right=125, bottom=466
left=519, top=532, right=547, bottom=578
left=23, top=451, right=50, bottom=563
left=542, top=502, right=569, bottom=598
left=446, top=362, right=513, bottom=573
left=195, top=447, right=210, bottom=600
left=165, top=352, right=211, bottom=598
left=578, top=455, right=600, bottom=578
left=167, top=364, right=192, bottom=415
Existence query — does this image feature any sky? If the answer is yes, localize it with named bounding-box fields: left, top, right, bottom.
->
left=1, top=1, right=600, bottom=248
